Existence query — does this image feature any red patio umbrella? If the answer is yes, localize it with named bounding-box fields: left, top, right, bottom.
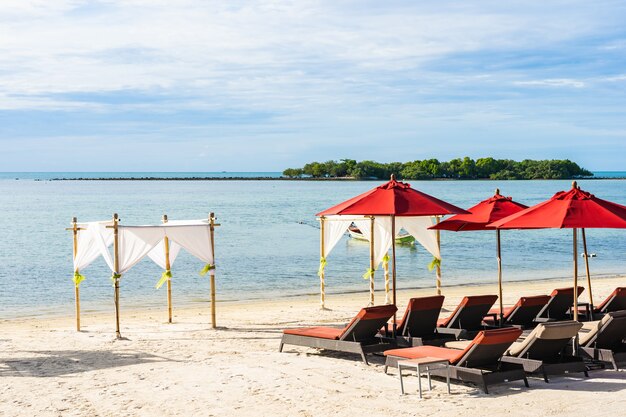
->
left=317, top=175, right=468, bottom=312
left=490, top=181, right=626, bottom=321
left=431, top=189, right=528, bottom=324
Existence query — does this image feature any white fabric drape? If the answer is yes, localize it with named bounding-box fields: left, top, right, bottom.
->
left=396, top=216, right=441, bottom=259
left=74, top=222, right=114, bottom=271
left=117, top=227, right=166, bottom=274
left=148, top=239, right=182, bottom=270
left=165, top=225, right=214, bottom=267
left=352, top=217, right=393, bottom=267
left=321, top=216, right=353, bottom=258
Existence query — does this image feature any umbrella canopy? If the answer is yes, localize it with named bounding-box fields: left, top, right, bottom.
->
left=489, top=184, right=626, bottom=229
left=490, top=181, right=626, bottom=322
left=315, top=175, right=468, bottom=311
left=317, top=176, right=469, bottom=217
left=431, top=189, right=528, bottom=231
left=430, top=189, right=527, bottom=325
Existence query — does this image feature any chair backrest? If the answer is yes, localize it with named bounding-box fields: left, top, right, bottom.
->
left=398, top=295, right=445, bottom=337
left=537, top=286, right=585, bottom=320
left=452, top=328, right=523, bottom=367
left=440, top=295, right=498, bottom=330
left=340, top=304, right=398, bottom=342
left=505, top=295, right=551, bottom=326
left=596, top=287, right=626, bottom=313
left=579, top=310, right=626, bottom=349
left=508, top=321, right=582, bottom=358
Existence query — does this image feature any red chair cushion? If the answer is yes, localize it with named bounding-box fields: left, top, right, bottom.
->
left=384, top=345, right=465, bottom=363
left=283, top=327, right=343, bottom=340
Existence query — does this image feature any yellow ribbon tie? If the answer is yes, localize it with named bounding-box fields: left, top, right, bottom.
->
left=155, top=270, right=172, bottom=289
left=72, top=271, right=86, bottom=288
left=317, top=257, right=327, bottom=277
left=362, top=268, right=375, bottom=280
left=427, top=257, right=441, bottom=272
left=110, top=273, right=122, bottom=286
left=382, top=254, right=390, bottom=268
left=199, top=264, right=215, bottom=276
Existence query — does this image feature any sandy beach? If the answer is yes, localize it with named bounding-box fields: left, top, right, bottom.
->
left=0, top=276, right=624, bottom=417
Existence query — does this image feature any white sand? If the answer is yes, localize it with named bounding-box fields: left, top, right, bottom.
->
left=1, top=276, right=625, bottom=417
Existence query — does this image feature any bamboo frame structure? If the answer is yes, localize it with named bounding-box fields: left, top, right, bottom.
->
left=573, top=228, right=579, bottom=322
left=209, top=212, right=217, bottom=329
left=72, top=217, right=81, bottom=331
left=162, top=214, right=173, bottom=323
left=112, top=213, right=122, bottom=339
left=319, top=216, right=326, bottom=309
left=496, top=229, right=504, bottom=326
left=581, top=228, right=594, bottom=308
left=369, top=216, right=375, bottom=306
left=435, top=216, right=442, bottom=295
left=391, top=214, right=397, bottom=327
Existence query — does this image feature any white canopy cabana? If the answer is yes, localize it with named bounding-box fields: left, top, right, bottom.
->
left=318, top=215, right=441, bottom=308
left=69, top=213, right=218, bottom=338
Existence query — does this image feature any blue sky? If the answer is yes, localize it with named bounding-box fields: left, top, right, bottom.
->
left=1, top=1, right=625, bottom=171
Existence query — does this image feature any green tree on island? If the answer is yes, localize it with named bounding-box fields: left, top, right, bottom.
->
left=282, top=158, right=593, bottom=180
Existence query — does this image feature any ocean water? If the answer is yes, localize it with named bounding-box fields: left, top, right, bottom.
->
left=0, top=176, right=624, bottom=318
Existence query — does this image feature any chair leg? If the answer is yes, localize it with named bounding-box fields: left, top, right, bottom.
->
left=278, top=341, right=284, bottom=352
left=523, top=376, right=529, bottom=388
left=542, top=369, right=549, bottom=383
left=383, top=365, right=388, bottom=374
left=360, top=347, right=369, bottom=365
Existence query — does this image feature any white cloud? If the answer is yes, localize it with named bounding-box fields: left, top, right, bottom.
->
left=513, top=79, right=586, bottom=88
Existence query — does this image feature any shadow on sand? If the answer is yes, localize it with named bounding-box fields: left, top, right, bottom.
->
left=0, top=349, right=171, bottom=378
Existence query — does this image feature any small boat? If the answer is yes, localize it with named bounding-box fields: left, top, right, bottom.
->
left=348, top=226, right=415, bottom=245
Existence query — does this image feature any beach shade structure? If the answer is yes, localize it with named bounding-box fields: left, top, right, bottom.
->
left=430, top=189, right=528, bottom=325
left=69, top=213, right=219, bottom=338
left=490, top=181, right=626, bottom=322
left=315, top=175, right=468, bottom=311
left=67, top=218, right=114, bottom=331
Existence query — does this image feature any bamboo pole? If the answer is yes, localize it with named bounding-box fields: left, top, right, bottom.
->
left=162, top=214, right=173, bottom=323
left=209, top=212, right=217, bottom=329
left=391, top=215, right=397, bottom=328
left=573, top=228, right=579, bottom=322
left=383, top=253, right=390, bottom=304
left=435, top=216, right=442, bottom=295
left=581, top=228, right=594, bottom=308
left=369, top=215, right=375, bottom=306
left=113, top=213, right=122, bottom=339
left=72, top=217, right=81, bottom=332
left=496, top=229, right=504, bottom=326
left=319, top=216, right=326, bottom=309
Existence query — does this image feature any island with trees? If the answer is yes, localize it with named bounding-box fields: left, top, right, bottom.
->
left=282, top=158, right=593, bottom=180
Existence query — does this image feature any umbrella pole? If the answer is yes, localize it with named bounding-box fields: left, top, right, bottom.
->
left=113, top=213, right=122, bottom=339
left=573, top=228, right=579, bottom=322
left=162, top=215, right=172, bottom=324
left=72, top=217, right=81, bottom=332
left=581, top=228, right=594, bottom=309
left=496, top=229, right=504, bottom=327
left=391, top=215, right=397, bottom=330
left=320, top=217, right=326, bottom=309
left=209, top=212, right=217, bottom=329
left=435, top=217, right=442, bottom=295
left=369, top=216, right=375, bottom=306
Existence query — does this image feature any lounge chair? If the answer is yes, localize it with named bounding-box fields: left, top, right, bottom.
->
left=498, top=321, right=587, bottom=382
left=579, top=287, right=626, bottom=318
left=384, top=328, right=528, bottom=394
left=579, top=310, right=626, bottom=370
left=437, top=295, right=498, bottom=338
left=483, top=295, right=551, bottom=328
left=279, top=304, right=397, bottom=365
left=380, top=295, right=447, bottom=345
left=535, top=287, right=585, bottom=322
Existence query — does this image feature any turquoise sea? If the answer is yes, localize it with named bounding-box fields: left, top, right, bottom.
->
left=0, top=173, right=624, bottom=318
